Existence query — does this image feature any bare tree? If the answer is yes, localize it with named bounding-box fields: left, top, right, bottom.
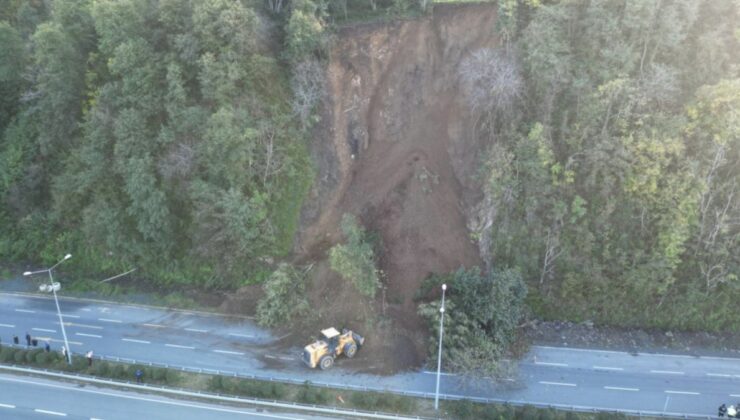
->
left=265, top=0, right=285, bottom=13
left=459, top=48, right=523, bottom=121
left=291, top=58, right=326, bottom=129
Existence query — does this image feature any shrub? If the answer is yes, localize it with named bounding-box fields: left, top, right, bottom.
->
left=0, top=347, right=15, bottom=363
left=95, top=361, right=110, bottom=377
left=13, top=349, right=25, bottom=363
left=34, top=351, right=50, bottom=366
left=111, top=364, right=126, bottom=379
left=296, top=382, right=330, bottom=405
left=165, top=368, right=180, bottom=385
left=151, top=367, right=167, bottom=382
left=256, top=263, right=310, bottom=327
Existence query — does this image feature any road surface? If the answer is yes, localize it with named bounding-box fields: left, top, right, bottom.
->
left=0, top=373, right=336, bottom=420
left=0, top=291, right=736, bottom=417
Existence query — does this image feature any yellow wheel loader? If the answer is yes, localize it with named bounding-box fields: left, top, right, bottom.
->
left=302, top=327, right=364, bottom=370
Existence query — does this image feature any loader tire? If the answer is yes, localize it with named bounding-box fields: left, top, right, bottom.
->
left=319, top=355, right=334, bottom=370
left=344, top=343, right=358, bottom=358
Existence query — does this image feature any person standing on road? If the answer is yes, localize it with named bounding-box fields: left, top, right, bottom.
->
left=25, top=332, right=31, bottom=347
left=13, top=335, right=18, bottom=345
left=135, top=369, right=143, bottom=383
left=86, top=350, right=93, bottom=367
left=720, top=403, right=728, bottom=417
left=44, top=342, right=50, bottom=352
left=61, top=346, right=67, bottom=358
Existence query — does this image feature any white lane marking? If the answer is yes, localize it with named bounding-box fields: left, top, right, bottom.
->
left=122, top=338, right=150, bottom=344
left=90, top=418, right=104, bottom=420
left=185, top=328, right=207, bottom=333
left=422, top=370, right=458, bottom=376
left=34, top=408, right=67, bottom=416
left=650, top=370, right=684, bottom=375
left=165, top=344, right=195, bottom=350
left=213, top=350, right=244, bottom=355
left=33, top=328, right=57, bottom=333
left=61, top=314, right=80, bottom=319
left=264, top=355, right=276, bottom=359
left=604, top=386, right=639, bottom=392
left=98, top=318, right=122, bottom=323
left=58, top=322, right=103, bottom=330
left=278, top=357, right=295, bottom=361
left=228, top=333, right=254, bottom=338
left=142, top=323, right=165, bottom=328
left=0, top=324, right=15, bottom=328
left=81, top=308, right=92, bottom=312
left=731, top=394, right=740, bottom=397
left=665, top=390, right=700, bottom=395
left=593, top=366, right=624, bottom=371
left=76, top=333, right=102, bottom=339
left=707, top=373, right=732, bottom=377
left=535, top=361, right=568, bottom=367
left=35, top=337, right=83, bottom=346
left=539, top=381, right=577, bottom=387
left=0, top=403, right=15, bottom=408
left=15, top=309, right=35, bottom=313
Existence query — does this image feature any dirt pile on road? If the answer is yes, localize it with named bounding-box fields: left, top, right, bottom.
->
left=294, top=3, right=500, bottom=370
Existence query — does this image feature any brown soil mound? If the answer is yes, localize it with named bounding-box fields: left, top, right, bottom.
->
left=294, top=3, right=500, bottom=371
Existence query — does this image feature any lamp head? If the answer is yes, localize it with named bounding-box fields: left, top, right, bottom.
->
left=440, top=307, right=445, bottom=314
left=441, top=283, right=447, bottom=291
left=64, top=254, right=72, bottom=260
left=23, top=271, right=32, bottom=276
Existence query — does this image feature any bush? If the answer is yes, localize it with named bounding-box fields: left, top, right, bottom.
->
left=151, top=367, right=167, bottom=382
left=26, top=349, right=42, bottom=364
left=95, top=361, right=110, bottom=377
left=111, top=364, right=126, bottom=379
left=34, top=351, right=50, bottom=366
left=296, top=382, right=330, bottom=404
left=0, top=347, right=16, bottom=363
left=13, top=349, right=26, bottom=363
left=165, top=369, right=180, bottom=385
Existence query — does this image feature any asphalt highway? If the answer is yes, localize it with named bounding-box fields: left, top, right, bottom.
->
left=1, top=291, right=737, bottom=417
left=0, top=373, right=335, bottom=420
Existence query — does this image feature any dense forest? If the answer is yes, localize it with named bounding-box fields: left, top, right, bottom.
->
left=1, top=0, right=739, bottom=342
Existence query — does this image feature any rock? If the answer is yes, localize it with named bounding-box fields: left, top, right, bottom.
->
left=665, top=331, right=673, bottom=338
left=583, top=320, right=594, bottom=328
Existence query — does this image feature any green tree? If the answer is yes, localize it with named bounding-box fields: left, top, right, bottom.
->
left=329, top=214, right=380, bottom=298
left=257, top=263, right=310, bottom=327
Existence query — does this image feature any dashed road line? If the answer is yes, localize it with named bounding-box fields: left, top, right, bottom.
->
left=98, top=318, right=122, bottom=323
left=185, top=328, right=207, bottom=333
left=122, top=338, right=150, bottom=344
left=604, top=386, right=639, bottom=392
left=228, top=333, right=254, bottom=338
left=76, top=333, right=102, bottom=338
left=0, top=324, right=15, bottom=328
left=59, top=322, right=103, bottom=330
left=278, top=357, right=295, bottom=361
left=594, top=366, right=624, bottom=371
left=539, top=381, right=577, bottom=387
left=264, top=355, right=276, bottom=359
left=81, top=308, right=92, bottom=312
left=731, top=394, right=740, bottom=398
left=15, top=309, right=35, bottom=313
left=34, top=408, right=67, bottom=416
left=36, top=337, right=83, bottom=346
left=61, top=314, right=80, bottom=319
left=33, top=328, right=57, bottom=333
left=0, top=403, right=15, bottom=409
left=665, top=390, right=700, bottom=395
left=650, top=370, right=684, bottom=375
left=165, top=344, right=195, bottom=350
left=213, top=350, right=244, bottom=355
left=142, top=323, right=165, bottom=328
left=535, top=361, right=568, bottom=367
left=707, top=373, right=732, bottom=378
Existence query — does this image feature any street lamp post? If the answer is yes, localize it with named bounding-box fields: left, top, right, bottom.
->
left=434, top=283, right=447, bottom=410
left=23, top=254, right=72, bottom=364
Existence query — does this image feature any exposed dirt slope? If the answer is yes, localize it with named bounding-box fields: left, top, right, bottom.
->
left=294, top=3, right=500, bottom=369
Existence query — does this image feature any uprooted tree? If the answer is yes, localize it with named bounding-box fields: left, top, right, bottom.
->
left=419, top=267, right=527, bottom=378
left=257, top=263, right=310, bottom=327
left=329, top=214, right=381, bottom=298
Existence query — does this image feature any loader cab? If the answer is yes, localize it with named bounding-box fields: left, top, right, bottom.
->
left=321, top=327, right=341, bottom=354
